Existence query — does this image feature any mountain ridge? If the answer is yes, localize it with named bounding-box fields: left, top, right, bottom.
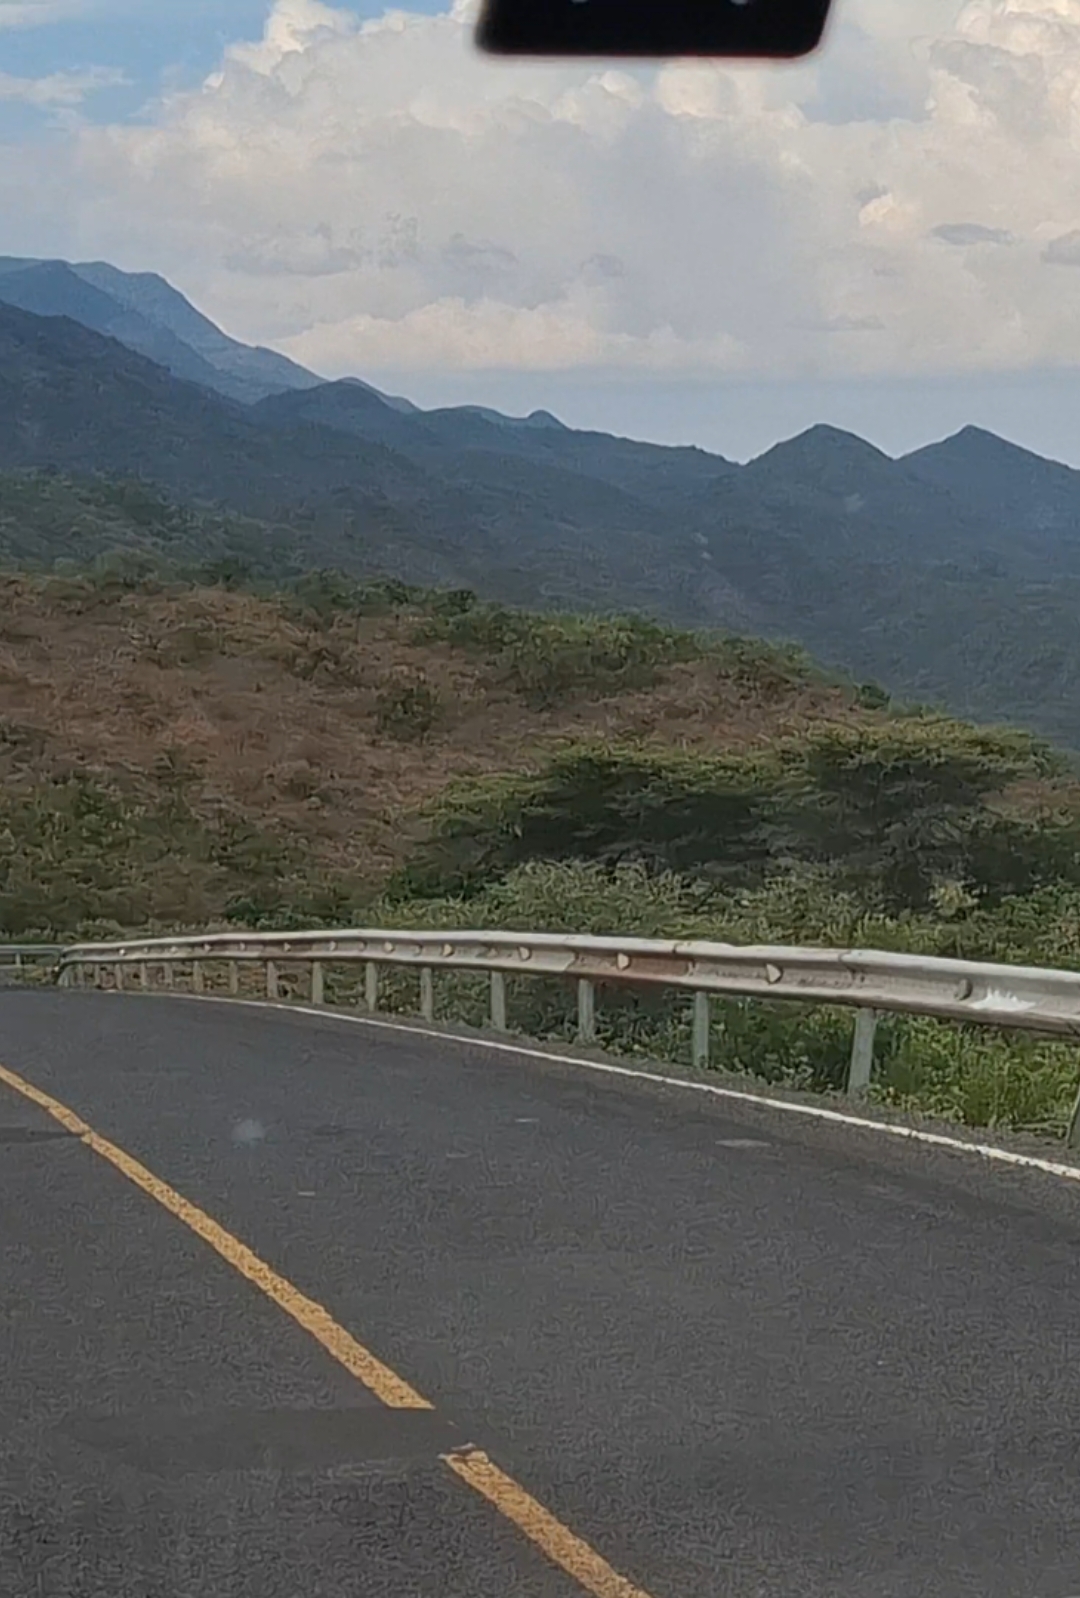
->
left=4, top=264, right=1080, bottom=746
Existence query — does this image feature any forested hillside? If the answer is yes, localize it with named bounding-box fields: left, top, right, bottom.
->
left=5, top=272, right=1080, bottom=742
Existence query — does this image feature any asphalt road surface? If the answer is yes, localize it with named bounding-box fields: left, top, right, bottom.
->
left=4, top=989, right=1080, bottom=1598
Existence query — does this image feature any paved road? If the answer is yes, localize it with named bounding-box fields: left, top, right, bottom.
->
left=4, top=990, right=1080, bottom=1597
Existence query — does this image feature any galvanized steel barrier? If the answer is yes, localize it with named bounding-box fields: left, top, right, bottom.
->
left=0, top=944, right=64, bottom=981
left=0, top=943, right=63, bottom=964
left=52, top=927, right=1080, bottom=1141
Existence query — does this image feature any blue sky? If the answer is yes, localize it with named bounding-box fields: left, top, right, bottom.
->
left=1, top=0, right=441, bottom=122
left=4, top=0, right=1080, bottom=464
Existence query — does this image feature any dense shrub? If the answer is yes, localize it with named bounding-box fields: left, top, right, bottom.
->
left=415, top=604, right=704, bottom=706
left=374, top=672, right=441, bottom=741
left=392, top=720, right=1078, bottom=912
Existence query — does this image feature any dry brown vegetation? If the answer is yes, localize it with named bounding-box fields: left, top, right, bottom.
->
left=0, top=573, right=871, bottom=887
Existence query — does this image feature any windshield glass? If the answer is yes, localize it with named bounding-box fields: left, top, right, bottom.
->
left=3, top=3, right=1080, bottom=1596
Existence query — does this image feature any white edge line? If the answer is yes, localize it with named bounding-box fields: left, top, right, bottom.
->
left=98, top=988, right=1080, bottom=1186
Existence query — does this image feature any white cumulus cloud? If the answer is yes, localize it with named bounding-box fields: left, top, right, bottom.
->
left=5, top=0, right=1080, bottom=380
left=0, top=66, right=125, bottom=106
left=0, top=0, right=85, bottom=25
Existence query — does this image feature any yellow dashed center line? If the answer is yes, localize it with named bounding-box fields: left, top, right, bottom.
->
left=444, top=1447, right=655, bottom=1598
left=0, top=1059, right=659, bottom=1598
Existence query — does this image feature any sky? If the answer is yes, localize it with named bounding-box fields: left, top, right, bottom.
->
left=3, top=0, right=1080, bottom=463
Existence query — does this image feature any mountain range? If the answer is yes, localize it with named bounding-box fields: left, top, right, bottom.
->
left=2, top=255, right=1079, bottom=744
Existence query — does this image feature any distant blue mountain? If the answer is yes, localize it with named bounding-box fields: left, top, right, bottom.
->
left=0, top=256, right=586, bottom=429
left=0, top=255, right=418, bottom=411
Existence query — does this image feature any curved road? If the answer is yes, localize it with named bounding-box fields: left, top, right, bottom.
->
left=4, top=989, right=1080, bottom=1597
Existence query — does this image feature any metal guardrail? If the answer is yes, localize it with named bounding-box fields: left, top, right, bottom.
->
left=53, top=927, right=1080, bottom=1139
left=0, top=944, right=64, bottom=977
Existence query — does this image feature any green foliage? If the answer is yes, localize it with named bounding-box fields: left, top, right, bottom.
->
left=277, top=569, right=423, bottom=628
left=0, top=768, right=366, bottom=941
left=0, top=771, right=207, bottom=935
left=876, top=1019, right=1076, bottom=1133
left=417, top=598, right=819, bottom=708
left=374, top=672, right=441, bottom=742
left=416, top=603, right=705, bottom=707
left=426, top=587, right=478, bottom=618
left=781, top=719, right=1070, bottom=909
left=0, top=469, right=302, bottom=589
left=704, top=635, right=819, bottom=694
left=393, top=720, right=1074, bottom=913
left=81, top=475, right=193, bottom=536
left=389, top=743, right=770, bottom=900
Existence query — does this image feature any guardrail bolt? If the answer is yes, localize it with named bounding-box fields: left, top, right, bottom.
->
left=490, top=970, right=507, bottom=1032
left=692, top=991, right=710, bottom=1070
left=419, top=966, right=435, bottom=1023
left=847, top=1008, right=878, bottom=1096
left=577, top=978, right=596, bottom=1045
left=311, top=961, right=324, bottom=1006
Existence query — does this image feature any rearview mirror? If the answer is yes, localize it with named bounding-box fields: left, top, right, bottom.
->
left=476, top=0, right=833, bottom=59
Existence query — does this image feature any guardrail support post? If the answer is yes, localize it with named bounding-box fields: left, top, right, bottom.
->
left=114, top=962, right=124, bottom=992
left=311, top=961, right=324, bottom=1006
left=192, top=960, right=204, bottom=995
left=365, top=961, right=378, bottom=1012
left=1066, top=1076, right=1080, bottom=1149
left=692, top=991, right=710, bottom=1070
left=419, top=966, right=434, bottom=1023
left=847, top=1008, right=878, bottom=1096
left=138, top=962, right=148, bottom=991
left=228, top=961, right=239, bottom=996
left=490, top=970, right=507, bottom=1032
left=161, top=962, right=173, bottom=988
left=577, top=978, right=596, bottom=1045
left=266, top=960, right=279, bottom=1000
